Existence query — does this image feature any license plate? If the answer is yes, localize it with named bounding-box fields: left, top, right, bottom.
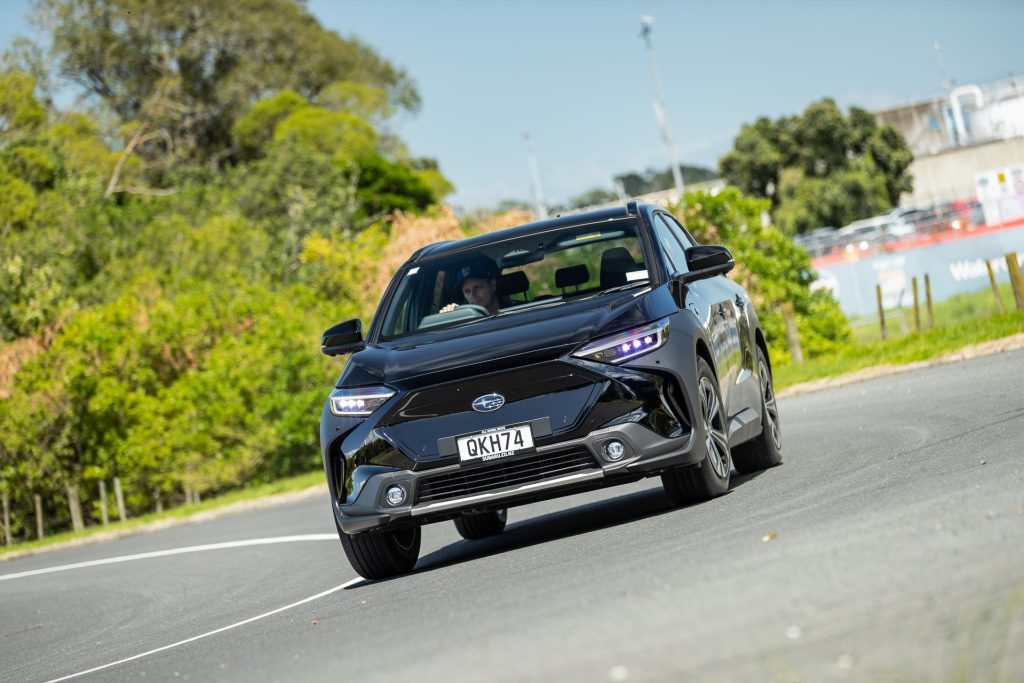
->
left=457, top=424, right=534, bottom=462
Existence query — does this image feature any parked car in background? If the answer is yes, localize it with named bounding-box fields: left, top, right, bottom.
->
left=319, top=201, right=783, bottom=579
left=836, top=215, right=891, bottom=247
left=794, top=226, right=838, bottom=257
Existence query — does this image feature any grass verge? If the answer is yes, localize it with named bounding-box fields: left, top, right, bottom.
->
left=775, top=310, right=1024, bottom=391
left=849, top=280, right=1018, bottom=345
left=0, top=470, right=326, bottom=560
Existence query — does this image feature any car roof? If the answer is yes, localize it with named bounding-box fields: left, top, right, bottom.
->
left=412, top=204, right=645, bottom=263
left=838, top=215, right=893, bottom=234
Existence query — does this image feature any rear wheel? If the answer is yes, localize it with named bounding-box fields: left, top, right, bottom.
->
left=732, top=347, right=783, bottom=474
left=662, top=358, right=731, bottom=505
left=338, top=523, right=421, bottom=580
left=454, top=509, right=507, bottom=540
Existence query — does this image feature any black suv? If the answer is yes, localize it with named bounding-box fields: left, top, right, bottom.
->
left=320, top=201, right=782, bottom=579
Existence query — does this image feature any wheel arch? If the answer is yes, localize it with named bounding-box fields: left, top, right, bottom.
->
left=694, top=335, right=716, bottom=378
left=754, top=327, right=771, bottom=375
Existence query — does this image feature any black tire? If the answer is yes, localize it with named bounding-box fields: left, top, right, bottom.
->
left=338, top=524, right=421, bottom=580
left=732, top=346, right=783, bottom=474
left=662, top=358, right=731, bottom=505
left=454, top=509, right=507, bottom=540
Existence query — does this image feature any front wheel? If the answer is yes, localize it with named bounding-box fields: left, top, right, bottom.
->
left=338, top=524, right=421, bottom=580
left=662, top=358, right=731, bottom=505
left=454, top=509, right=507, bottom=540
left=732, top=346, right=783, bottom=474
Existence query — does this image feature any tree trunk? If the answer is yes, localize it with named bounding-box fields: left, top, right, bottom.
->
left=34, top=494, right=44, bottom=539
left=155, top=489, right=163, bottom=514
left=99, top=480, right=110, bottom=525
left=2, top=489, right=11, bottom=546
left=114, top=477, right=127, bottom=522
left=781, top=302, right=804, bottom=364
left=66, top=482, right=85, bottom=532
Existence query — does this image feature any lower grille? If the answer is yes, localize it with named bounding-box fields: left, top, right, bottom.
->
left=415, top=448, right=599, bottom=504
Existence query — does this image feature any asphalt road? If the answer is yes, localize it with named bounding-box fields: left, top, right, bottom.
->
left=3, top=349, right=1024, bottom=683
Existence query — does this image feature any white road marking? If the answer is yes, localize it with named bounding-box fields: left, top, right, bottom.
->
left=44, top=576, right=363, bottom=683
left=0, top=534, right=337, bottom=582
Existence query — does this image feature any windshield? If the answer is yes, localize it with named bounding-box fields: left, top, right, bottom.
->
left=378, top=217, right=649, bottom=340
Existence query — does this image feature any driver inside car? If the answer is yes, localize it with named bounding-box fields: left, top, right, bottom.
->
left=440, top=254, right=502, bottom=315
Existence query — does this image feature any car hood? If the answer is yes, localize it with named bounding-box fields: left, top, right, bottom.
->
left=337, top=285, right=677, bottom=389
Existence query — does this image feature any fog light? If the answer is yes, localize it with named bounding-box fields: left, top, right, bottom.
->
left=604, top=440, right=625, bottom=461
left=385, top=484, right=407, bottom=506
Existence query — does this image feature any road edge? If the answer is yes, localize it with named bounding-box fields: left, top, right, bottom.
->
left=0, top=483, right=329, bottom=564
left=777, top=331, right=1024, bottom=398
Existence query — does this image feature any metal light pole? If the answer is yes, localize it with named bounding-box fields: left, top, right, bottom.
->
left=640, top=15, right=685, bottom=200
left=523, top=132, right=549, bottom=220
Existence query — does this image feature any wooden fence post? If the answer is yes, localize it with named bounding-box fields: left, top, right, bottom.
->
left=924, top=274, right=935, bottom=329
left=876, top=284, right=887, bottom=340
left=113, top=477, right=127, bottom=522
left=2, top=489, right=11, bottom=546
left=1006, top=252, right=1024, bottom=311
left=986, top=260, right=1005, bottom=314
left=99, top=480, right=110, bottom=525
left=65, top=483, right=84, bottom=532
left=781, top=302, right=804, bottom=364
left=911, top=277, right=921, bottom=332
left=34, top=494, right=44, bottom=539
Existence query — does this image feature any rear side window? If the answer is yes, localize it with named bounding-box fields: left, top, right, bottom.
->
left=661, top=213, right=697, bottom=249
left=653, top=214, right=690, bottom=276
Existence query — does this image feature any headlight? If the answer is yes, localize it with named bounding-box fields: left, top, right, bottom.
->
left=572, top=318, right=669, bottom=364
left=329, top=386, right=396, bottom=416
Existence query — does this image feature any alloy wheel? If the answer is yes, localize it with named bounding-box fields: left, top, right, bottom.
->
left=759, top=359, right=781, bottom=450
left=699, top=376, right=730, bottom=478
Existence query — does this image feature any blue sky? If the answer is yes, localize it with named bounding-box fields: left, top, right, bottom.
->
left=3, top=0, right=1023, bottom=209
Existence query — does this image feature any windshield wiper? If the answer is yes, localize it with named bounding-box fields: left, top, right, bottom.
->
left=595, top=280, right=650, bottom=296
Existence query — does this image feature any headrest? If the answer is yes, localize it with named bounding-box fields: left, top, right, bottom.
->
left=600, top=247, right=639, bottom=288
left=496, top=270, right=529, bottom=297
left=555, top=264, right=590, bottom=289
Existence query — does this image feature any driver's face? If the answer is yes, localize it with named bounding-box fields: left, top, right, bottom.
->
left=461, top=277, right=496, bottom=308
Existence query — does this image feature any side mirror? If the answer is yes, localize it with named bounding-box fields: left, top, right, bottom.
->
left=679, top=245, right=734, bottom=284
left=322, top=318, right=365, bottom=356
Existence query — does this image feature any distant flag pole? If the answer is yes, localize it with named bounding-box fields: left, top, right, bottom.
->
left=640, top=15, right=685, bottom=202
left=524, top=132, right=549, bottom=219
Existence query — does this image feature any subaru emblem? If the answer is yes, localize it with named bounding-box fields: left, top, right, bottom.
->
left=472, top=393, right=505, bottom=412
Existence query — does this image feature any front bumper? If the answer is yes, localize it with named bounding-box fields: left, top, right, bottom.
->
left=334, top=421, right=700, bottom=534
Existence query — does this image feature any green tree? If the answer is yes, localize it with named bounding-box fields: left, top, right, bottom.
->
left=0, top=8, right=457, bottom=538
left=232, top=90, right=309, bottom=162
left=568, top=187, right=618, bottom=209
left=670, top=188, right=850, bottom=360
left=719, top=99, right=913, bottom=233
left=615, top=164, right=717, bottom=196
left=35, top=0, right=420, bottom=169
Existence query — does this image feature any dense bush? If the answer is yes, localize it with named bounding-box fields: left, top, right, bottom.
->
left=669, top=188, right=851, bottom=362
left=0, top=1, right=451, bottom=541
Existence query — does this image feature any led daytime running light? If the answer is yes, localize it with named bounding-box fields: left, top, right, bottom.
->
left=329, top=386, right=395, bottom=416
left=572, top=318, right=669, bottom=365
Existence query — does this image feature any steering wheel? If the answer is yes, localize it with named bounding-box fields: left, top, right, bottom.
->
left=458, top=304, right=490, bottom=317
